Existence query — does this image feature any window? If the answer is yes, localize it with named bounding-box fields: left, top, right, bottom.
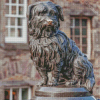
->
left=5, top=0, right=27, bottom=43
left=5, top=87, right=31, bottom=100
left=70, top=17, right=91, bottom=59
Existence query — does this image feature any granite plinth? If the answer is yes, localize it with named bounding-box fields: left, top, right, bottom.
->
left=33, top=86, right=96, bottom=100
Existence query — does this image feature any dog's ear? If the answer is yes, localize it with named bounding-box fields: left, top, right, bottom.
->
left=27, top=4, right=36, bottom=21
left=55, top=5, right=64, bottom=21
left=27, top=4, right=36, bottom=35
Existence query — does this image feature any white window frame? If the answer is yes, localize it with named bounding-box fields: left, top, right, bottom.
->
left=5, top=86, right=31, bottom=100
left=5, top=0, right=27, bottom=43
left=70, top=17, right=91, bottom=59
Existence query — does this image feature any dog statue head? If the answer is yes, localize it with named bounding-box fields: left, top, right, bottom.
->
left=27, top=1, right=64, bottom=38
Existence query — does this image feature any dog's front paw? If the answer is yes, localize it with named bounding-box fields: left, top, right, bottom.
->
left=48, top=79, right=58, bottom=86
left=37, top=77, right=47, bottom=86
left=65, top=80, right=79, bottom=86
left=37, top=81, right=44, bottom=86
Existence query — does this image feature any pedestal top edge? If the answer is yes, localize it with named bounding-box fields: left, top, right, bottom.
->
left=36, top=86, right=88, bottom=93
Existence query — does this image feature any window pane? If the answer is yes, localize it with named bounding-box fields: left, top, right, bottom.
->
left=5, top=28, right=8, bottom=37
left=75, top=28, right=80, bottom=35
left=18, top=28, right=22, bottom=37
left=5, top=89, right=10, bottom=100
left=13, top=89, right=19, bottom=100
left=12, top=0, right=16, bottom=3
left=19, top=0, right=24, bottom=4
left=12, top=6, right=16, bottom=14
left=82, top=47, right=87, bottom=53
left=10, top=28, right=15, bottom=37
left=18, top=18, right=22, bottom=26
left=6, top=17, right=8, bottom=25
left=70, top=19, right=73, bottom=26
left=82, top=28, right=87, bottom=35
left=75, top=37, right=80, bottom=44
left=19, top=6, right=24, bottom=15
left=82, top=38, right=87, bottom=44
left=82, top=19, right=87, bottom=26
left=6, top=6, right=9, bottom=14
left=11, top=17, right=15, bottom=25
left=22, top=88, right=28, bottom=100
left=75, top=19, right=79, bottom=26
left=70, top=28, right=73, bottom=35
left=6, top=0, right=9, bottom=3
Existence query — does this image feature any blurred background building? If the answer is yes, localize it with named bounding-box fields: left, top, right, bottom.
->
left=0, top=0, right=100, bottom=99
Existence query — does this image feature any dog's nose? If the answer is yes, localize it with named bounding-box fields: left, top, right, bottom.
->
left=47, top=19, right=53, bottom=25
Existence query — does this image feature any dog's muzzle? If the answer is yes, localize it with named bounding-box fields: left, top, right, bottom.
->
left=46, top=18, right=53, bottom=26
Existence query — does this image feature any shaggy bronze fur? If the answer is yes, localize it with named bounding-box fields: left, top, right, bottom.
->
left=28, top=1, right=95, bottom=92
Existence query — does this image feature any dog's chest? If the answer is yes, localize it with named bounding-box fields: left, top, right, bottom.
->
left=34, top=35, right=65, bottom=49
left=29, top=34, right=68, bottom=68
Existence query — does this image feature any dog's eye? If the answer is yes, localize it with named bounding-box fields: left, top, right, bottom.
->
left=49, top=11, right=57, bottom=17
left=38, top=9, right=47, bottom=16
left=38, top=10, right=47, bottom=16
left=38, top=12, right=44, bottom=16
left=43, top=8, right=47, bottom=13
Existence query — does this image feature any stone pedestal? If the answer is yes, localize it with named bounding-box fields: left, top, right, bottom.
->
left=33, top=86, right=96, bottom=100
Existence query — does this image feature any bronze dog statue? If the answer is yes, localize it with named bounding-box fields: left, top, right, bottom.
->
left=27, top=1, right=95, bottom=92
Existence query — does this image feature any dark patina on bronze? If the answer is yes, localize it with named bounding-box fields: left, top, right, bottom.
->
left=27, top=1, right=95, bottom=93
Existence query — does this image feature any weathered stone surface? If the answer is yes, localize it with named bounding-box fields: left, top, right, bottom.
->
left=33, top=86, right=96, bottom=100
left=0, top=86, right=4, bottom=100
left=0, top=52, right=40, bottom=80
